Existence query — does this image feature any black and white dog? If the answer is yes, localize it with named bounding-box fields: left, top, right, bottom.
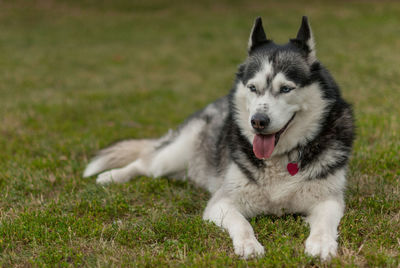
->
left=84, top=16, right=355, bottom=260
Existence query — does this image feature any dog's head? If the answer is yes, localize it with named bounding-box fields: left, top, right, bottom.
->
left=234, top=16, right=329, bottom=159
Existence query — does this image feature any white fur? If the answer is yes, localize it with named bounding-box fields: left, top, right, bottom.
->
left=274, top=82, right=330, bottom=155
left=96, top=119, right=205, bottom=184
left=88, top=76, right=343, bottom=260
left=83, top=139, right=156, bottom=178
left=88, top=98, right=346, bottom=260
left=96, top=159, right=146, bottom=184
left=306, top=27, right=317, bottom=64
left=246, top=61, right=273, bottom=91
left=149, top=120, right=204, bottom=178
left=301, top=146, right=349, bottom=179
left=234, top=68, right=329, bottom=157
left=85, top=23, right=346, bottom=260
left=271, top=72, right=296, bottom=94
left=246, top=67, right=299, bottom=134
left=201, top=162, right=346, bottom=260
left=234, top=80, right=255, bottom=142
left=203, top=186, right=265, bottom=259
left=83, top=157, right=107, bottom=178
left=305, top=198, right=344, bottom=260
left=248, top=20, right=261, bottom=52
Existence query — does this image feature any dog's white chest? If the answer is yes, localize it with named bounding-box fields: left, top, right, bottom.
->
left=225, top=161, right=322, bottom=217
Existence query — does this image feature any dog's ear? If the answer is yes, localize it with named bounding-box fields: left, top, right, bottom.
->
left=248, top=17, right=269, bottom=54
left=290, top=16, right=316, bottom=64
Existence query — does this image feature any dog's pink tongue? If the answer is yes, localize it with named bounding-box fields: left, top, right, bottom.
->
left=253, top=134, right=275, bottom=159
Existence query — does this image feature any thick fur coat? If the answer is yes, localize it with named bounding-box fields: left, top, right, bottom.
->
left=84, top=16, right=354, bottom=260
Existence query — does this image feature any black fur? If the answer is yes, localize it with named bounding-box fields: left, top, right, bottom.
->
left=297, top=99, right=355, bottom=179
left=290, top=16, right=312, bottom=58
left=229, top=18, right=354, bottom=181
left=248, top=17, right=270, bottom=53
left=157, top=16, right=354, bottom=183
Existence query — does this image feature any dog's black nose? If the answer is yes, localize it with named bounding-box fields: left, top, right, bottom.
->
left=251, top=113, right=270, bottom=130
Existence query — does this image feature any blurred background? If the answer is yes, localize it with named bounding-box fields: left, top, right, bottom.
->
left=0, top=0, right=399, bottom=266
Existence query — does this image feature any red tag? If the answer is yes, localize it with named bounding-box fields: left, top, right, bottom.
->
left=287, top=162, right=299, bottom=176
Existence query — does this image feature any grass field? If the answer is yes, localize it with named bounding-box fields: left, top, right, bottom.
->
left=0, top=0, right=399, bottom=266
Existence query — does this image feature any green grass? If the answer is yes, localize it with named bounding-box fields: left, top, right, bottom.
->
left=0, top=0, right=399, bottom=266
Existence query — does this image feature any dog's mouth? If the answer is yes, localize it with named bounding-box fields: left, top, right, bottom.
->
left=252, top=113, right=296, bottom=160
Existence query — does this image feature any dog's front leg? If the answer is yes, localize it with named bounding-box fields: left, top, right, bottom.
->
left=203, top=190, right=264, bottom=259
left=305, top=198, right=344, bottom=260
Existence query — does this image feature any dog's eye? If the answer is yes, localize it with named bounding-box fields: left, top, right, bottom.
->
left=280, top=85, right=294, bottom=94
left=247, top=84, right=257, bottom=93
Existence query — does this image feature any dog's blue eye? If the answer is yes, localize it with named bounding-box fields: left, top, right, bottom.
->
left=280, top=85, right=293, bottom=93
left=248, top=84, right=257, bottom=93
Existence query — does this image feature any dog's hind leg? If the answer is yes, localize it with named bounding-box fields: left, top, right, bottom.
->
left=83, top=139, right=156, bottom=178
left=95, top=119, right=205, bottom=185
left=95, top=158, right=149, bottom=184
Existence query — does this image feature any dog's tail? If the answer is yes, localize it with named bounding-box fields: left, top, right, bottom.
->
left=83, top=139, right=156, bottom=177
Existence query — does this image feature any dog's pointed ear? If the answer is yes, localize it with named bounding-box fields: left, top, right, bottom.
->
left=248, top=17, right=269, bottom=54
left=290, top=16, right=316, bottom=64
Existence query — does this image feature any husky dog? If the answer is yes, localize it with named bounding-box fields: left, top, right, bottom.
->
left=84, top=16, right=354, bottom=260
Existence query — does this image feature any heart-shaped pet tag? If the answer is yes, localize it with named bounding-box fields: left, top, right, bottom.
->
left=287, top=162, right=299, bottom=176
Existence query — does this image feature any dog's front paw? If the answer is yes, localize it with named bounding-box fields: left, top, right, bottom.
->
left=233, top=237, right=265, bottom=259
left=305, top=234, right=337, bottom=260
